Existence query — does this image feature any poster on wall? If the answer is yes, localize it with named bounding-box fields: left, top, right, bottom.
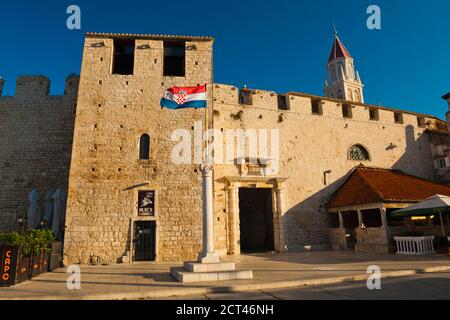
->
left=138, top=190, right=155, bottom=216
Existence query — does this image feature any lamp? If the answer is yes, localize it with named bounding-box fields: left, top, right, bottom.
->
left=323, top=170, right=332, bottom=185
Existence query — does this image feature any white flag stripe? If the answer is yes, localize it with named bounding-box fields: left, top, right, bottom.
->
left=164, top=91, right=207, bottom=103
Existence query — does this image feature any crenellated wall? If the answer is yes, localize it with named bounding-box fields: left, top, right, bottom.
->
left=0, top=75, right=79, bottom=232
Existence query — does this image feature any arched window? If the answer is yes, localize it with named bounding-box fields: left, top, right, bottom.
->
left=349, top=144, right=370, bottom=161
left=354, top=90, right=361, bottom=102
left=347, top=89, right=353, bottom=101
left=139, top=134, right=150, bottom=160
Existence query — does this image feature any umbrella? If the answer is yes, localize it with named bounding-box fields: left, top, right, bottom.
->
left=392, top=194, right=450, bottom=238
left=43, top=190, right=55, bottom=226
left=27, top=189, right=41, bottom=229
left=52, top=188, right=66, bottom=241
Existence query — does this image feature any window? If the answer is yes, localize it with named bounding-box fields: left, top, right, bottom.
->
left=361, top=209, right=382, bottom=228
left=369, top=108, right=379, bottom=121
left=112, top=39, right=135, bottom=75
left=394, top=112, right=404, bottom=124
left=277, top=95, right=289, bottom=110
left=342, top=104, right=353, bottom=119
left=139, top=134, right=150, bottom=160
left=163, top=41, right=185, bottom=77
left=417, top=117, right=426, bottom=128
left=239, top=89, right=253, bottom=105
left=349, top=144, right=370, bottom=161
left=337, top=89, right=343, bottom=100
left=347, top=89, right=353, bottom=101
left=342, top=211, right=359, bottom=229
left=328, top=213, right=340, bottom=229
left=354, top=90, right=361, bottom=102
left=434, top=157, right=450, bottom=169
left=311, top=99, right=323, bottom=115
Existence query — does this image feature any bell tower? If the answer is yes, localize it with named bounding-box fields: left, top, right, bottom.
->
left=324, top=31, right=364, bottom=103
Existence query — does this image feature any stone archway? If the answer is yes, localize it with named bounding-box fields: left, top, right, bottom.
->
left=224, top=177, right=288, bottom=255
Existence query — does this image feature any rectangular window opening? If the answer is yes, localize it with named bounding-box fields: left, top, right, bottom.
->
left=361, top=209, right=382, bottom=228
left=239, top=89, right=253, bottom=105
left=369, top=108, right=379, bottom=121
left=342, top=104, right=353, bottom=119
left=394, top=112, right=404, bottom=124
left=311, top=99, right=323, bottom=115
left=417, top=116, right=426, bottom=128
left=112, top=39, right=135, bottom=75
left=277, top=95, right=289, bottom=110
left=163, top=41, right=186, bottom=77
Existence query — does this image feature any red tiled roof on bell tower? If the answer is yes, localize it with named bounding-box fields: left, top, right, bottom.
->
left=328, top=36, right=352, bottom=62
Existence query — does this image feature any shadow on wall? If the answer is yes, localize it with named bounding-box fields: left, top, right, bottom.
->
left=280, top=171, right=352, bottom=252
left=0, top=75, right=79, bottom=233
left=391, top=125, right=434, bottom=180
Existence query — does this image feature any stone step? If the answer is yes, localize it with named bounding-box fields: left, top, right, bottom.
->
left=183, top=261, right=236, bottom=273
left=170, top=267, right=253, bottom=283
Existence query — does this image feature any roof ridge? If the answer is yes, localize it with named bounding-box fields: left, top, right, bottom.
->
left=355, top=167, right=386, bottom=201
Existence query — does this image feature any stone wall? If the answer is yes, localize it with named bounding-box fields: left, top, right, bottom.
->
left=328, top=228, right=347, bottom=250
left=211, top=83, right=443, bottom=254
left=0, top=75, right=78, bottom=232
left=355, top=228, right=389, bottom=253
left=63, top=35, right=213, bottom=264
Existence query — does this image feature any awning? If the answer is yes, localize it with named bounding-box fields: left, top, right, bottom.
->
left=391, top=195, right=450, bottom=218
left=392, top=195, right=450, bottom=238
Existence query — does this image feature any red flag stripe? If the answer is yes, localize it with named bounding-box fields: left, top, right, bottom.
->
left=167, top=85, right=207, bottom=95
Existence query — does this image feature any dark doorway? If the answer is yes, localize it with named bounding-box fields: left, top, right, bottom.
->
left=239, top=188, right=274, bottom=253
left=342, top=211, right=359, bottom=250
left=133, top=221, right=156, bottom=261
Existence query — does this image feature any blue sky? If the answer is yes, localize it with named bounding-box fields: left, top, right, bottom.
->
left=0, top=0, right=449, bottom=117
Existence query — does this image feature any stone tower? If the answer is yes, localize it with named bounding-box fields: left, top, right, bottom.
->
left=63, top=32, right=213, bottom=264
left=324, top=32, right=364, bottom=103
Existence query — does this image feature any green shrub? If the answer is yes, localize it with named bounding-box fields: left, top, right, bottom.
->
left=36, top=229, right=56, bottom=254
left=0, top=230, right=56, bottom=257
left=18, top=233, right=33, bottom=257
left=0, top=232, right=21, bottom=246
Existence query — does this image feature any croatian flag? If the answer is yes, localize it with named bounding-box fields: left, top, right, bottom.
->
left=160, top=85, right=207, bottom=110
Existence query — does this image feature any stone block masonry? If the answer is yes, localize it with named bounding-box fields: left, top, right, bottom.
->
left=0, top=75, right=79, bottom=232
left=63, top=34, right=213, bottom=264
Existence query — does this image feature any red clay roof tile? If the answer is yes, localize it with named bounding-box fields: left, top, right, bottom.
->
left=327, top=166, right=450, bottom=209
left=328, top=36, right=352, bottom=62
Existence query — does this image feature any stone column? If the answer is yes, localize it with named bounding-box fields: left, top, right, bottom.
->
left=357, top=210, right=363, bottom=227
left=198, top=165, right=220, bottom=263
left=338, top=211, right=344, bottom=228
left=227, top=186, right=240, bottom=255
left=380, top=208, right=388, bottom=227
left=274, top=188, right=286, bottom=252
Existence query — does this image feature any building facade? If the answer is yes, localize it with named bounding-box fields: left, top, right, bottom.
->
left=0, top=32, right=449, bottom=264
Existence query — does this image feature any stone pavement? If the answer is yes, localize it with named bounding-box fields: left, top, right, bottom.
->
left=158, top=271, right=450, bottom=300
left=0, top=251, right=449, bottom=300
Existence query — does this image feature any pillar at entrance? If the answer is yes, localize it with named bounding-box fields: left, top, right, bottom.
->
left=227, top=186, right=240, bottom=255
